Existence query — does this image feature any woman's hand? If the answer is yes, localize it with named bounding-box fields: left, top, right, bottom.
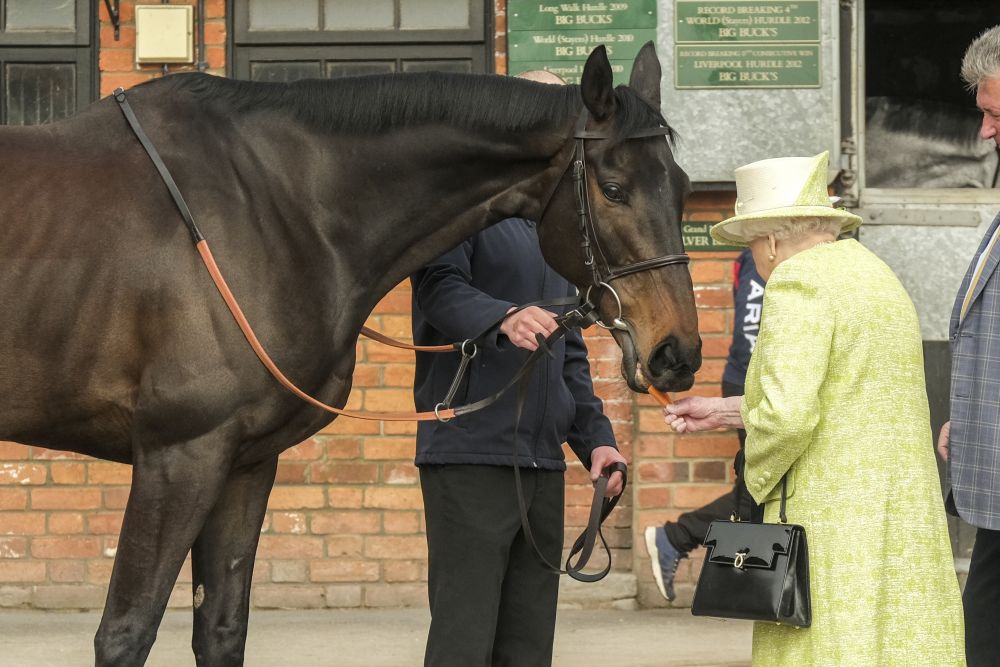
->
left=663, top=396, right=744, bottom=433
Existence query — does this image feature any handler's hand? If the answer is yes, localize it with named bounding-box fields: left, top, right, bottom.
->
left=663, top=396, right=729, bottom=433
left=937, top=420, right=951, bottom=462
left=500, top=306, right=559, bottom=351
left=589, top=445, right=626, bottom=497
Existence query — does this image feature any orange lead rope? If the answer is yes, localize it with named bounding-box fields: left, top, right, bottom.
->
left=648, top=386, right=672, bottom=407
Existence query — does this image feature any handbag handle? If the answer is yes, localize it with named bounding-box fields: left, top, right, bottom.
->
left=732, top=474, right=789, bottom=524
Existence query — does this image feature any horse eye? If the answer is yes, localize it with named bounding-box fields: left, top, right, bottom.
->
left=602, top=183, right=626, bottom=203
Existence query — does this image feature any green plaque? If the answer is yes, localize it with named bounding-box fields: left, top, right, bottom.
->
left=509, top=0, right=657, bottom=31
left=675, top=44, right=820, bottom=88
left=675, top=1, right=820, bottom=43
left=509, top=29, right=656, bottom=62
left=682, top=222, right=741, bottom=251
left=508, top=1, right=657, bottom=85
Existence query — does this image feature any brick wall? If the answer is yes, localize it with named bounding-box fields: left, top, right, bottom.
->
left=0, top=0, right=741, bottom=610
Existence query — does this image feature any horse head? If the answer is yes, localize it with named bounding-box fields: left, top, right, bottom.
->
left=537, top=44, right=701, bottom=393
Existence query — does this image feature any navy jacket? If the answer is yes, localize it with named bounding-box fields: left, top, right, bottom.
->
left=410, top=218, right=616, bottom=471
left=722, top=249, right=766, bottom=388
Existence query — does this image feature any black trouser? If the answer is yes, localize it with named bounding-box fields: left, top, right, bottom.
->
left=965, top=527, right=1000, bottom=666
left=664, top=381, right=763, bottom=553
left=420, top=464, right=564, bottom=667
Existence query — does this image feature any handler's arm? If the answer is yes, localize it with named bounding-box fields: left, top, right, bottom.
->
left=410, top=237, right=514, bottom=349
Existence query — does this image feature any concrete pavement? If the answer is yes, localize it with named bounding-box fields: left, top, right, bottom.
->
left=0, top=608, right=752, bottom=666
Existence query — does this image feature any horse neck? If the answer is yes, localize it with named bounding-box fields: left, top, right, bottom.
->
left=314, top=122, right=577, bottom=315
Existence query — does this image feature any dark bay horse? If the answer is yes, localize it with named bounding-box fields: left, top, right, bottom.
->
left=0, top=44, right=699, bottom=665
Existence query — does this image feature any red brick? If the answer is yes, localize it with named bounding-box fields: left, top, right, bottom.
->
left=100, top=72, right=154, bottom=96
left=205, top=0, right=226, bottom=19
left=0, top=463, right=46, bottom=485
left=88, top=513, right=123, bottom=535
left=103, top=487, right=130, bottom=510
left=382, top=463, right=418, bottom=485
left=690, top=260, right=730, bottom=284
left=325, top=438, right=363, bottom=459
left=636, top=435, right=672, bottom=458
left=366, top=345, right=413, bottom=364
left=268, top=487, right=326, bottom=510
left=363, top=389, right=414, bottom=412
left=700, top=334, right=732, bottom=359
left=49, top=560, right=86, bottom=583
left=364, top=536, right=427, bottom=560
left=1, top=512, right=46, bottom=535
left=697, top=309, right=727, bottom=334
left=275, top=462, right=308, bottom=484
left=320, top=417, right=380, bottom=436
left=695, top=287, right=733, bottom=309
left=311, top=511, right=380, bottom=535
left=638, top=487, right=673, bottom=509
left=674, top=434, right=739, bottom=458
left=363, top=438, right=413, bottom=460
left=638, top=408, right=671, bottom=433
left=100, top=25, right=135, bottom=48
left=0, top=441, right=28, bottom=459
left=310, top=559, right=379, bottom=582
left=281, top=438, right=324, bottom=461
left=88, top=462, right=131, bottom=485
left=0, top=560, right=46, bottom=582
left=32, top=537, right=101, bottom=559
left=310, top=463, right=378, bottom=485
left=693, top=359, right=726, bottom=384
left=673, top=484, right=733, bottom=509
left=0, top=537, right=27, bottom=558
left=204, top=21, right=227, bottom=45
left=0, top=489, right=28, bottom=510
left=257, top=535, right=324, bottom=559
left=364, top=487, right=423, bottom=510
left=48, top=463, right=84, bottom=485
left=100, top=49, right=137, bottom=72
left=383, top=560, right=426, bottom=583
left=372, top=288, right=411, bottom=314
left=383, top=421, right=418, bottom=435
left=382, top=511, right=421, bottom=534
left=693, top=460, right=727, bottom=481
left=48, top=513, right=84, bottom=535
left=325, top=536, right=364, bottom=558
left=350, top=365, right=382, bottom=387
left=31, top=488, right=101, bottom=511
left=326, top=487, right=365, bottom=509
left=383, top=365, right=415, bottom=387
left=637, top=461, right=688, bottom=483
left=269, top=512, right=308, bottom=535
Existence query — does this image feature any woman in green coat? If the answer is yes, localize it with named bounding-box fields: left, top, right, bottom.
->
left=663, top=152, right=965, bottom=665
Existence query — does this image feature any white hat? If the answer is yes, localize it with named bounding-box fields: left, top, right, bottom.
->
left=710, top=151, right=862, bottom=246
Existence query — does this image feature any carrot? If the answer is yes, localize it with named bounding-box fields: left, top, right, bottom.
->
left=648, top=386, right=672, bottom=406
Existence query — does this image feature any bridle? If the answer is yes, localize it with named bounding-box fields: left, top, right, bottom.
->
left=563, top=107, right=691, bottom=331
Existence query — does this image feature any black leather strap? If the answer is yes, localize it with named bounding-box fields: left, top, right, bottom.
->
left=113, top=88, right=204, bottom=245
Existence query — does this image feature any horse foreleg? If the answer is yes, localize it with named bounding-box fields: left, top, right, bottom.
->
left=190, top=455, right=278, bottom=667
left=94, top=441, right=232, bottom=667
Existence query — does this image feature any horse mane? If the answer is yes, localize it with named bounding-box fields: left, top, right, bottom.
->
left=866, top=96, right=983, bottom=146
left=162, top=72, right=673, bottom=143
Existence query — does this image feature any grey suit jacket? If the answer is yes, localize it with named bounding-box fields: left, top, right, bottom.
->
left=949, top=211, right=1000, bottom=530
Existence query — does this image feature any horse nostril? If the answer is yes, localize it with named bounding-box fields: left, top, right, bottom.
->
left=648, top=336, right=702, bottom=377
left=648, top=337, right=680, bottom=377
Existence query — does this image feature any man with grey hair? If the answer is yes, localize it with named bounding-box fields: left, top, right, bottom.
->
left=938, top=24, right=1000, bottom=666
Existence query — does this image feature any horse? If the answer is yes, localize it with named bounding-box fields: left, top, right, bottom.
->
left=865, top=96, right=1000, bottom=188
left=0, top=43, right=700, bottom=665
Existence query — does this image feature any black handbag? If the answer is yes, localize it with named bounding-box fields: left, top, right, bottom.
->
left=691, top=476, right=811, bottom=627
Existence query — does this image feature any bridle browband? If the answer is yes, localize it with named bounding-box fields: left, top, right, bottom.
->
left=561, top=108, right=690, bottom=331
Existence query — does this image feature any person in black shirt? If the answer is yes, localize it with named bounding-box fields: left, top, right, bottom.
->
left=411, top=215, right=625, bottom=666
left=643, top=249, right=765, bottom=601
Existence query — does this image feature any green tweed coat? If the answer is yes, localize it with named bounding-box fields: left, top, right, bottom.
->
left=742, top=239, right=965, bottom=666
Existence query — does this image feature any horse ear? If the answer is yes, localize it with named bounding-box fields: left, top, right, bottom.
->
left=581, top=45, right=616, bottom=121
left=629, top=41, right=661, bottom=109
